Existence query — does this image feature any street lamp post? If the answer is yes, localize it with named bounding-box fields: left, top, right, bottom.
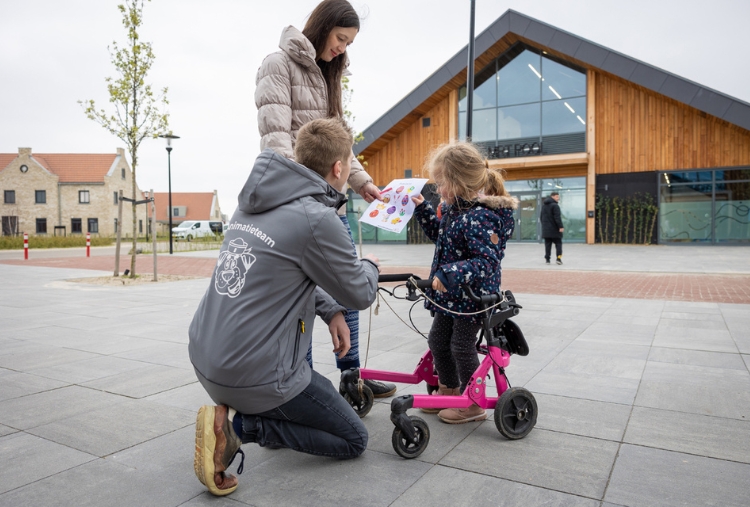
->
left=158, top=134, right=180, bottom=254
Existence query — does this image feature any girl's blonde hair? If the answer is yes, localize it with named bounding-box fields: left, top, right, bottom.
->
left=426, top=141, right=509, bottom=202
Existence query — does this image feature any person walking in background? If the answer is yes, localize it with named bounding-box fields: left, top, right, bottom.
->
left=541, top=191, right=564, bottom=265
left=254, top=0, right=396, bottom=398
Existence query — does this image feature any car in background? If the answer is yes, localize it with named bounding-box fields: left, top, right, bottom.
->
left=172, top=220, right=224, bottom=241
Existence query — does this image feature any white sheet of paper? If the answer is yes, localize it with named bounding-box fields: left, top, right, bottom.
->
left=358, top=178, right=429, bottom=234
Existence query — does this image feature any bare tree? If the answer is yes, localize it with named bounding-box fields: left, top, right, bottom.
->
left=80, top=0, right=169, bottom=277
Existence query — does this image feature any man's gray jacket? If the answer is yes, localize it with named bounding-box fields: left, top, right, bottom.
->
left=189, top=149, right=379, bottom=414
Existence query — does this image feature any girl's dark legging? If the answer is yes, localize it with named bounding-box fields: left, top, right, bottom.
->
left=428, top=312, right=482, bottom=392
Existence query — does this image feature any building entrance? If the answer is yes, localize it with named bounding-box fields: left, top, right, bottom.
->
left=511, top=191, right=540, bottom=241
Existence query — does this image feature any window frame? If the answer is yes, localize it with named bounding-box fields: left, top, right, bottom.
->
left=35, top=190, right=46, bottom=204
left=79, top=190, right=90, bottom=204
left=3, top=190, right=15, bottom=204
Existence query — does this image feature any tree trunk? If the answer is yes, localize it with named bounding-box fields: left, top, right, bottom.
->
left=130, top=151, right=137, bottom=277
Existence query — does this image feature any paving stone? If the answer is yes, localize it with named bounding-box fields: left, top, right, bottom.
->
left=0, top=432, right=95, bottom=494
left=576, top=321, right=656, bottom=346
left=113, top=341, right=193, bottom=369
left=391, top=464, right=600, bottom=507
left=542, top=341, right=649, bottom=380
left=229, top=447, right=432, bottom=507
left=0, top=424, right=17, bottom=437
left=28, top=399, right=194, bottom=457
left=28, top=355, right=148, bottom=384
left=635, top=361, right=750, bottom=420
left=0, top=345, right=98, bottom=372
left=534, top=393, right=631, bottom=441
left=441, top=426, right=619, bottom=499
left=652, top=326, right=737, bottom=353
left=0, top=457, right=200, bottom=507
left=526, top=370, right=640, bottom=405
left=623, top=406, right=750, bottom=463
left=647, top=347, right=747, bottom=370
left=604, top=444, right=750, bottom=507
left=0, top=370, right=70, bottom=402
left=82, top=363, right=198, bottom=398
left=0, top=385, right=127, bottom=430
left=143, top=381, right=214, bottom=412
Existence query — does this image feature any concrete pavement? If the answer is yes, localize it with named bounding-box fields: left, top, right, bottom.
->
left=0, top=243, right=749, bottom=506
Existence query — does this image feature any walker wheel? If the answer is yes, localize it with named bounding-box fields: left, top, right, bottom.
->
left=494, top=387, right=537, bottom=439
left=391, top=416, right=430, bottom=459
left=343, top=384, right=374, bottom=419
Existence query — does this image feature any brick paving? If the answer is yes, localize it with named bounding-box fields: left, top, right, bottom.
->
left=3, top=255, right=750, bottom=304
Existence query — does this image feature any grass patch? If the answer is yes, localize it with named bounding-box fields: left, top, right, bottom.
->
left=0, top=235, right=115, bottom=250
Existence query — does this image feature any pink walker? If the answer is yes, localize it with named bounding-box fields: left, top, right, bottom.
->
left=340, top=273, right=537, bottom=459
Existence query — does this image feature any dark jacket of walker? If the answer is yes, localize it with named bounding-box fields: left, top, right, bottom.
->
left=540, top=197, right=563, bottom=239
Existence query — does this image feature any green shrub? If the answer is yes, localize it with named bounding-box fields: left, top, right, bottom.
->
left=0, top=235, right=114, bottom=250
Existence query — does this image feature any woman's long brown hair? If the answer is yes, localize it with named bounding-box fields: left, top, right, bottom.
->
left=302, top=0, right=360, bottom=118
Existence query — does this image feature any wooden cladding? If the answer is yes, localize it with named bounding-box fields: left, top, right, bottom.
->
left=594, top=71, right=750, bottom=174
left=360, top=94, right=453, bottom=184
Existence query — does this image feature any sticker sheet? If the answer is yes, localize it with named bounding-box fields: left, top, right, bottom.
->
left=358, top=178, right=429, bottom=234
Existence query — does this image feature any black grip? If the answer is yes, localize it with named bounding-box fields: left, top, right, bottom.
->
left=413, top=278, right=433, bottom=290
left=378, top=273, right=416, bottom=283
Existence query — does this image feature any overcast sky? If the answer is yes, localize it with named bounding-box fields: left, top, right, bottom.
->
left=2, top=0, right=748, bottom=219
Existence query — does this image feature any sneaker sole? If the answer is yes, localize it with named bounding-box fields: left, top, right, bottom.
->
left=195, top=406, right=237, bottom=496
left=437, top=412, right=488, bottom=424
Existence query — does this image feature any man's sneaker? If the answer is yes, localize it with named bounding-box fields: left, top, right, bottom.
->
left=363, top=379, right=397, bottom=398
left=194, top=405, right=245, bottom=496
left=545, top=259, right=550, bottom=264
left=556, top=257, right=563, bottom=265
left=437, top=404, right=487, bottom=424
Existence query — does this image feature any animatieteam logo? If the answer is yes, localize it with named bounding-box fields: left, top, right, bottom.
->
left=214, top=238, right=256, bottom=298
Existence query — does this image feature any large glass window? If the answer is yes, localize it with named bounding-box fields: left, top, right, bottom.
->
left=659, top=169, right=750, bottom=243
left=459, top=45, right=586, bottom=158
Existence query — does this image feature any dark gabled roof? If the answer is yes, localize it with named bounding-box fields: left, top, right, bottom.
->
left=356, top=9, right=750, bottom=155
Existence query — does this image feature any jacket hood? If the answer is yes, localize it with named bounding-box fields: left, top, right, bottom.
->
left=279, top=26, right=351, bottom=72
left=238, top=149, right=346, bottom=214
left=543, top=196, right=557, bottom=205
left=477, top=194, right=519, bottom=210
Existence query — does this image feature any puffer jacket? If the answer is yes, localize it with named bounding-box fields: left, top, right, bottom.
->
left=255, top=25, right=371, bottom=203
left=414, top=195, right=518, bottom=324
left=540, top=196, right=563, bottom=239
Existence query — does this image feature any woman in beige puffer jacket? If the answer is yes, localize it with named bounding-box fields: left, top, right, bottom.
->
left=254, top=0, right=396, bottom=398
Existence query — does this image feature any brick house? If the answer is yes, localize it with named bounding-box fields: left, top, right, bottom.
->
left=151, top=191, right=224, bottom=236
left=0, top=147, right=147, bottom=237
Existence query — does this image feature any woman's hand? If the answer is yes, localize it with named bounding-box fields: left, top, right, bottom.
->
left=329, top=312, right=351, bottom=359
left=358, top=183, right=382, bottom=203
left=411, top=193, right=424, bottom=206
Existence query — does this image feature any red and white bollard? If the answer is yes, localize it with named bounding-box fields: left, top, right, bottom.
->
left=23, top=232, right=28, bottom=260
left=86, top=232, right=91, bottom=257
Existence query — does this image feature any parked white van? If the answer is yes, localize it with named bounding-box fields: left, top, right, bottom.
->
left=172, top=220, right=224, bottom=241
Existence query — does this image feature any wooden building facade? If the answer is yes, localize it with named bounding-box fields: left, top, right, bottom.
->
left=355, top=10, right=750, bottom=244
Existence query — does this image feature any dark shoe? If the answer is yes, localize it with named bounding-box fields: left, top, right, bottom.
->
left=363, top=379, right=397, bottom=398
left=194, top=405, right=245, bottom=496
left=556, top=257, right=563, bottom=265
left=545, top=259, right=550, bottom=264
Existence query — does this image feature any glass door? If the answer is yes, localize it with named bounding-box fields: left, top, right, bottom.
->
left=511, top=191, right=540, bottom=241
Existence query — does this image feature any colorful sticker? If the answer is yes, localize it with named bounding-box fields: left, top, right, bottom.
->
left=376, top=203, right=386, bottom=210
left=408, top=186, right=415, bottom=192
left=396, top=185, right=404, bottom=193
left=399, top=209, right=406, bottom=216
left=369, top=209, right=379, bottom=218
left=382, top=195, right=391, bottom=204
left=401, top=195, right=409, bottom=206
left=386, top=206, right=396, bottom=215
left=391, top=217, right=402, bottom=225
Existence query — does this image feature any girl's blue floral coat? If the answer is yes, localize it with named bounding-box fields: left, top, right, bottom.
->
left=414, top=195, right=518, bottom=323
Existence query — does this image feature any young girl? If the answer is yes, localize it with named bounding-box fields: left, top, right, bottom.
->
left=254, top=0, right=395, bottom=397
left=412, top=141, right=517, bottom=424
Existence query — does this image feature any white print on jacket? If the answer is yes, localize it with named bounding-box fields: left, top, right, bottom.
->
left=215, top=238, right=256, bottom=298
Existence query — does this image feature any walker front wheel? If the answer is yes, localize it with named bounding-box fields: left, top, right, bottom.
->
left=494, top=387, right=537, bottom=439
left=342, top=384, right=374, bottom=419
left=392, top=416, right=430, bottom=459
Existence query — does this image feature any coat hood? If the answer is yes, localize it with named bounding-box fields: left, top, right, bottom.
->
left=543, top=196, right=557, bottom=205
left=477, top=194, right=519, bottom=210
left=238, top=149, right=346, bottom=214
left=279, top=26, right=351, bottom=74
